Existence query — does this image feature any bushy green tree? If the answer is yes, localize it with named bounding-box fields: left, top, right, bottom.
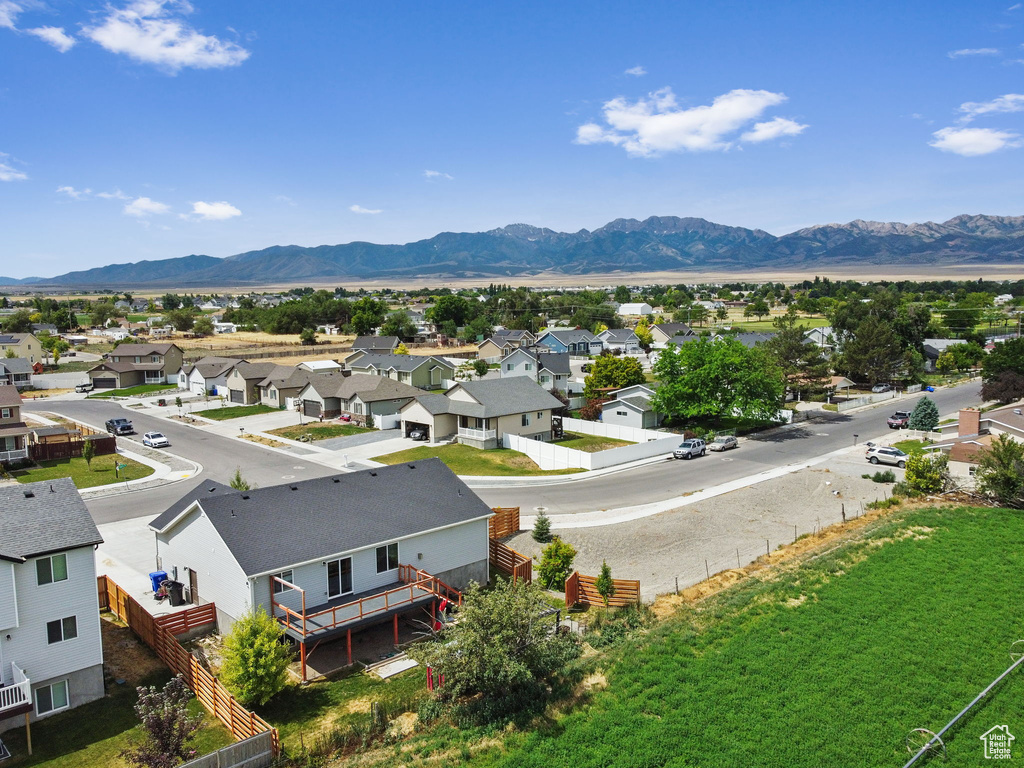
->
left=82, top=437, right=95, bottom=469
left=908, top=397, right=939, bottom=431
left=537, top=537, right=577, bottom=591
left=408, top=579, right=581, bottom=722
left=904, top=452, right=949, bottom=494
left=472, top=359, right=489, bottom=378
left=583, top=355, right=646, bottom=399
left=381, top=311, right=416, bottom=340
left=192, top=316, right=214, bottom=336
left=299, top=327, right=317, bottom=345
left=976, top=434, right=1024, bottom=509
left=221, top=609, right=292, bottom=706
left=595, top=561, right=615, bottom=607
left=765, top=307, right=830, bottom=398
left=165, top=308, right=197, bottom=332
left=120, top=675, right=203, bottom=768
left=982, top=338, right=1024, bottom=404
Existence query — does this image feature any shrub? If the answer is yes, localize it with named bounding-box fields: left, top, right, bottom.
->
left=120, top=675, right=203, bottom=768
left=861, top=469, right=896, bottom=483
left=866, top=497, right=902, bottom=510
left=595, top=560, right=615, bottom=607
left=538, top=537, right=577, bottom=591
left=532, top=513, right=552, bottom=543
left=221, top=609, right=292, bottom=706
left=904, top=452, right=949, bottom=494
left=976, top=433, right=1024, bottom=509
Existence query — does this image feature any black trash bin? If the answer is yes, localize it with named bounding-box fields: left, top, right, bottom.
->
left=167, top=580, right=186, bottom=607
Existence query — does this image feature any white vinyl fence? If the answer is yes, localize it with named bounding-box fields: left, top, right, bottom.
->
left=505, top=417, right=680, bottom=471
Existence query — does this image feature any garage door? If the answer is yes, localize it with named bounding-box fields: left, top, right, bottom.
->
left=303, top=400, right=321, bottom=418
left=229, top=389, right=244, bottom=404
left=92, top=378, right=117, bottom=389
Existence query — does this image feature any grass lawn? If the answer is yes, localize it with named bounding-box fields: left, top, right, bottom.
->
left=372, top=444, right=583, bottom=476
left=52, top=360, right=97, bottom=373
left=268, top=422, right=373, bottom=441
left=893, top=439, right=929, bottom=454
left=552, top=432, right=633, bottom=452
left=87, top=383, right=178, bottom=398
left=458, top=506, right=1024, bottom=767
left=725, top=316, right=830, bottom=332
left=12, top=454, right=153, bottom=489
left=192, top=403, right=279, bottom=420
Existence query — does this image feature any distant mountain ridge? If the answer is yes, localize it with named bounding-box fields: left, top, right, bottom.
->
left=4, top=214, right=1023, bottom=287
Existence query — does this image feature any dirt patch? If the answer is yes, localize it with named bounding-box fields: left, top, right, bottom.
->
left=504, top=453, right=545, bottom=471
left=101, top=614, right=166, bottom=686
left=239, top=433, right=288, bottom=448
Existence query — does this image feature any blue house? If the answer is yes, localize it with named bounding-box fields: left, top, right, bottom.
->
left=534, top=329, right=602, bottom=356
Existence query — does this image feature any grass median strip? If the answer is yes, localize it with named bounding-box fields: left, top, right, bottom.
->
left=373, top=444, right=584, bottom=476
left=12, top=454, right=154, bottom=489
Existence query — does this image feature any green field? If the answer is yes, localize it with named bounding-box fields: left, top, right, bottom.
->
left=373, top=444, right=583, bottom=476
left=193, top=403, right=278, bottom=420
left=461, top=506, right=1024, bottom=767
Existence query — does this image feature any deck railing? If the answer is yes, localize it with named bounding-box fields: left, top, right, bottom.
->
left=458, top=426, right=496, bottom=441
left=272, top=565, right=462, bottom=640
left=0, top=664, right=31, bottom=716
left=0, top=448, right=28, bottom=463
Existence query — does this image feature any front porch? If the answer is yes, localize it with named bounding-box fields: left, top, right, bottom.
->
left=457, top=417, right=498, bottom=449
left=270, top=565, right=461, bottom=681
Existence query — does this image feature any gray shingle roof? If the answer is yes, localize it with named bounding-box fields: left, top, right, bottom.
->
left=540, top=329, right=598, bottom=344
left=349, top=353, right=452, bottom=374
left=536, top=351, right=570, bottom=376
left=0, top=358, right=33, bottom=375
left=187, top=356, right=239, bottom=379
left=303, top=373, right=422, bottom=402
left=723, top=332, right=776, bottom=348
left=0, top=385, right=22, bottom=407
left=149, top=461, right=492, bottom=577
left=107, top=343, right=179, bottom=358
left=598, top=329, right=639, bottom=342
left=0, top=478, right=102, bottom=561
left=231, top=361, right=282, bottom=381
left=444, top=377, right=564, bottom=418
left=652, top=323, right=694, bottom=337
left=0, top=333, right=34, bottom=345
left=352, top=336, right=400, bottom=350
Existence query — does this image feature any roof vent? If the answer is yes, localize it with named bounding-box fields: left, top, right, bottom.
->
left=289, top=485, right=298, bottom=491
left=408, top=464, right=415, bottom=469
left=23, top=490, right=34, bottom=498
left=332, top=478, right=340, bottom=483
left=208, top=487, right=216, bottom=492
left=230, top=510, right=236, bottom=517
left=369, top=471, right=377, bottom=477
left=50, top=484, right=55, bottom=493
left=241, top=494, right=250, bottom=500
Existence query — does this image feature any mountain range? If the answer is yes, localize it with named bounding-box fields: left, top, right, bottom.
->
left=3, top=213, right=1023, bottom=288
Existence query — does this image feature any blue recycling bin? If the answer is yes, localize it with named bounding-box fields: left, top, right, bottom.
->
left=149, top=570, right=168, bottom=593
left=925, top=386, right=935, bottom=392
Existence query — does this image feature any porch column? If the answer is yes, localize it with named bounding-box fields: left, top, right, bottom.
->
left=394, top=613, right=399, bottom=645
left=25, top=713, right=32, bottom=755
left=300, top=641, right=307, bottom=683
left=346, top=629, right=352, bottom=666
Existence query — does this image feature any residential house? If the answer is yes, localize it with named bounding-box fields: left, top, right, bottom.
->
left=0, top=333, right=41, bottom=364
left=597, top=328, right=641, bottom=353
left=298, top=360, right=344, bottom=374
left=477, top=329, right=535, bottom=362
left=224, top=362, right=282, bottom=404
left=0, top=479, right=105, bottom=731
left=351, top=336, right=400, bottom=353
left=30, top=323, right=58, bottom=336
left=87, top=343, right=184, bottom=389
left=805, top=326, right=836, bottom=352
left=716, top=332, right=776, bottom=348
left=616, top=302, right=654, bottom=317
left=499, top=347, right=571, bottom=393
left=258, top=366, right=318, bottom=409
left=347, top=353, right=454, bottom=391
left=600, top=384, right=663, bottom=429
left=921, top=338, right=964, bottom=372
left=400, top=377, right=564, bottom=448
left=177, top=356, right=239, bottom=396
left=212, top=322, right=237, bottom=334
left=994, top=294, right=1014, bottom=306
left=649, top=323, right=694, bottom=348
left=148, top=462, right=492, bottom=678
left=296, top=373, right=421, bottom=424
left=0, top=386, right=29, bottom=464
left=534, top=329, right=602, bottom=357
left=0, top=358, right=32, bottom=389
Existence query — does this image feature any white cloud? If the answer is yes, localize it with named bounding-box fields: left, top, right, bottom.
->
left=27, top=25, right=75, bottom=51
left=82, top=0, right=250, bottom=73
left=96, top=188, right=130, bottom=199
left=740, top=116, right=808, bottom=142
left=624, top=65, right=647, bottom=76
left=1008, top=3, right=1021, bottom=10
left=123, top=196, right=170, bottom=216
left=57, top=185, right=92, bottom=198
left=930, top=126, right=1022, bottom=156
left=957, top=93, right=1024, bottom=123
left=0, top=0, right=22, bottom=29
left=0, top=152, right=27, bottom=181
left=947, top=47, right=1000, bottom=58
left=424, top=169, right=453, bottom=180
left=350, top=204, right=382, bottom=214
left=188, top=200, right=241, bottom=220
left=575, top=87, right=804, bottom=156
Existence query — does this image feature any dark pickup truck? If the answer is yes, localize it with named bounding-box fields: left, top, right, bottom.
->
left=105, top=418, right=134, bottom=436
left=886, top=411, right=911, bottom=429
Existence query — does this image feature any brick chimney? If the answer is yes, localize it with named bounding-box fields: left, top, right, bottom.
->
left=959, top=408, right=981, bottom=437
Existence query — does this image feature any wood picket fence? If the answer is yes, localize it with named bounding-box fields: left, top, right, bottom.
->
left=98, top=576, right=280, bottom=755
left=489, top=507, right=520, bottom=539
left=564, top=571, right=641, bottom=608
left=489, top=538, right=532, bottom=583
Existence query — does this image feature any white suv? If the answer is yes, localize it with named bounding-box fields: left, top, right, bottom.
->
left=674, top=439, right=706, bottom=460
left=865, top=445, right=908, bottom=468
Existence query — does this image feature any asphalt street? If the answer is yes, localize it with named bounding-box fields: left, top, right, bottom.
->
left=29, top=381, right=983, bottom=526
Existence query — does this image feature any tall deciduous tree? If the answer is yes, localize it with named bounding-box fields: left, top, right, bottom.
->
left=838, top=316, right=905, bottom=384
left=583, top=355, right=646, bottom=399
left=981, top=338, right=1024, bottom=403
left=651, top=337, right=785, bottom=424
left=764, top=307, right=830, bottom=397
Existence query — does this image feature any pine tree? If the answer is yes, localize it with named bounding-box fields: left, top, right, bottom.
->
left=908, top=396, right=940, bottom=431
left=595, top=560, right=615, bottom=607
left=532, top=513, right=552, bottom=543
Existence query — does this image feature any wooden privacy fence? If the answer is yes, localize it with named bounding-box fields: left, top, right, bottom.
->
left=489, top=538, right=532, bottom=583
left=489, top=506, right=520, bottom=539
left=564, top=571, right=641, bottom=609
left=29, top=435, right=116, bottom=461
left=98, top=576, right=280, bottom=755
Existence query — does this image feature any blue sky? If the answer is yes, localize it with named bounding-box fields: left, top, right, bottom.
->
left=1, top=0, right=1023, bottom=278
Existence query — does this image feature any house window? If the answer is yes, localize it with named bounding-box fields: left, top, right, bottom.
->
left=524, top=363, right=533, bottom=371
left=617, top=410, right=627, bottom=416
left=134, top=356, right=141, bottom=363
left=47, top=616, right=78, bottom=644
left=1, top=407, right=9, bottom=419
left=376, top=543, right=399, bottom=573
left=326, top=558, right=353, bottom=597
left=273, top=570, right=294, bottom=594
left=521, top=413, right=531, bottom=427
left=37, top=553, right=68, bottom=585
left=151, top=355, right=160, bottom=363
left=537, top=411, right=543, bottom=418
left=353, top=402, right=363, bottom=415
left=270, top=388, right=277, bottom=398
left=505, top=364, right=513, bottom=371
left=36, top=680, right=69, bottom=715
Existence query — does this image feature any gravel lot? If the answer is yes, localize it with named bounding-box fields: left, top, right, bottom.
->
left=505, top=448, right=902, bottom=600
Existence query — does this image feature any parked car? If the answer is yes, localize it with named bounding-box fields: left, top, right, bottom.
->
left=886, top=411, right=912, bottom=429
left=865, top=445, right=909, bottom=468
left=673, top=438, right=706, bottom=460
left=581, top=363, right=593, bottom=373
left=708, top=435, right=738, bottom=452
left=142, top=431, right=170, bottom=448
left=75, top=382, right=94, bottom=393
left=408, top=427, right=429, bottom=441
left=105, top=418, right=134, bottom=435
left=871, top=383, right=892, bottom=394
